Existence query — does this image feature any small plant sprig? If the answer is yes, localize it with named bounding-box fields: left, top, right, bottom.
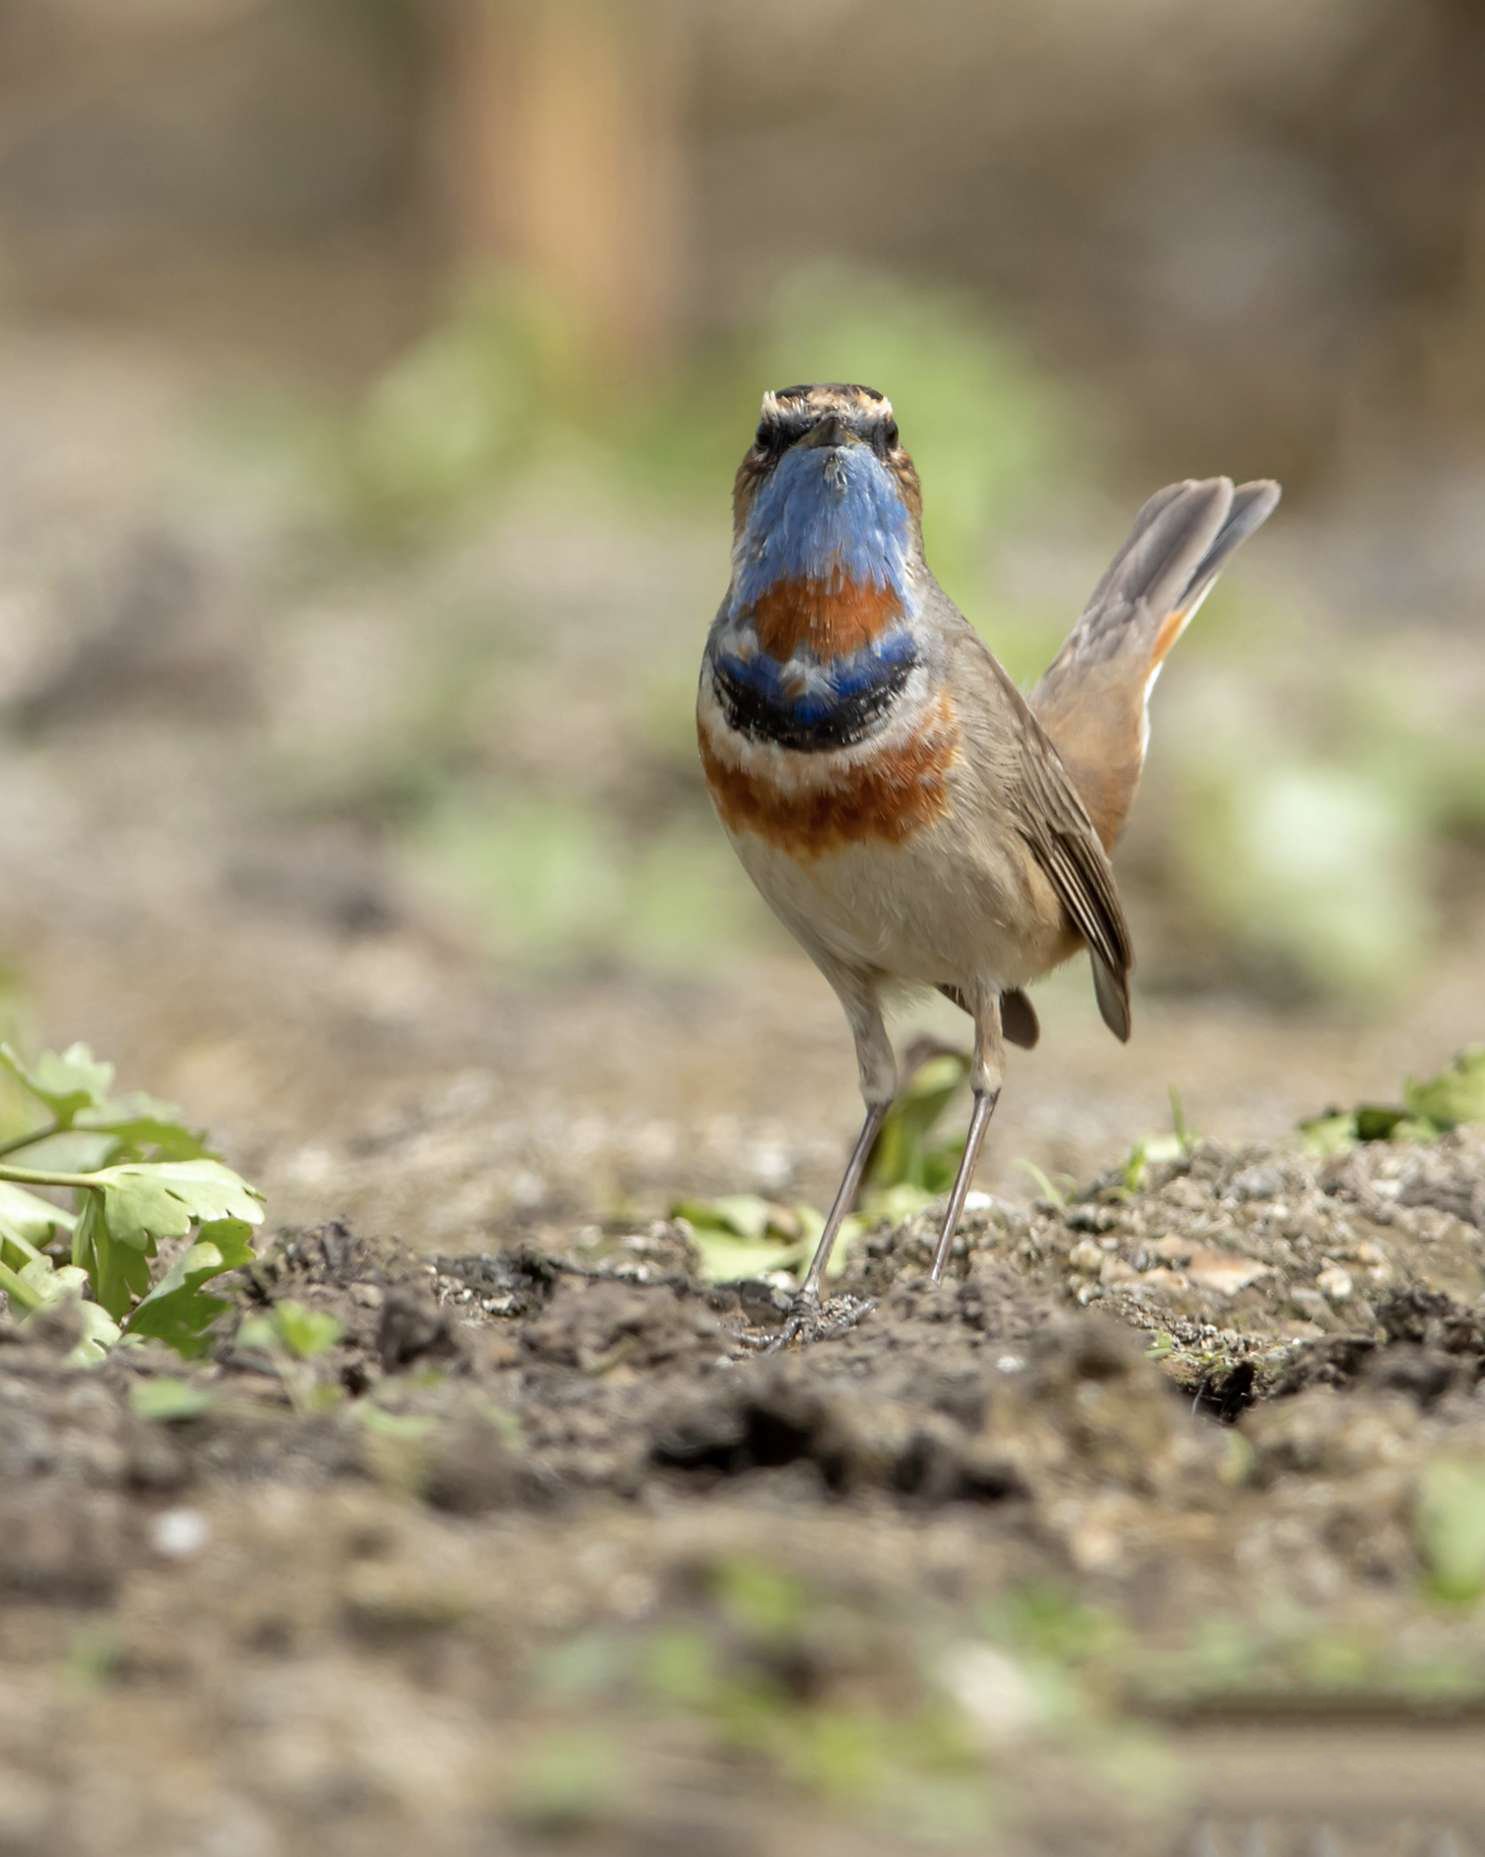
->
left=675, top=1043, right=973, bottom=1283
left=0, top=1043, right=264, bottom=1363
left=1299, top=1046, right=1485, bottom=1155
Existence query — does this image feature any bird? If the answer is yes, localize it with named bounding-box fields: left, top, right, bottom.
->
left=696, top=382, right=1279, bottom=1318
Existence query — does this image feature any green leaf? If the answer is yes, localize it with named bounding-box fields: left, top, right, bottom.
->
left=0, top=1043, right=113, bottom=1127
left=860, top=1181, right=937, bottom=1224
left=129, top=1378, right=216, bottom=1423
left=66, top=1298, right=123, bottom=1366
left=239, top=1300, right=343, bottom=1360
left=1300, top=1051, right=1485, bottom=1160
left=1404, top=1047, right=1485, bottom=1131
left=94, top=1159, right=264, bottom=1250
left=689, top=1229, right=813, bottom=1283
left=74, top=1194, right=152, bottom=1320
left=671, top=1194, right=779, bottom=1242
left=14, top=1257, right=122, bottom=1364
left=1417, top=1458, right=1485, bottom=1606
left=124, top=1220, right=258, bottom=1359
left=1354, top=1103, right=1411, bottom=1142
left=673, top=1195, right=861, bottom=1284
left=864, top=1049, right=970, bottom=1193
left=80, top=1091, right=212, bottom=1163
left=1390, top=1116, right=1444, bottom=1144
left=0, top=1179, right=77, bottom=1242
left=1297, top=1111, right=1359, bottom=1157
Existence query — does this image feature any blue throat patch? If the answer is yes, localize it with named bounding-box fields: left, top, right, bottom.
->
left=731, top=444, right=914, bottom=613
left=709, top=443, right=919, bottom=750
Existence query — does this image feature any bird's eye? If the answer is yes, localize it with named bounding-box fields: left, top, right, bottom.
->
left=882, top=419, right=900, bottom=449
left=754, top=420, right=776, bottom=452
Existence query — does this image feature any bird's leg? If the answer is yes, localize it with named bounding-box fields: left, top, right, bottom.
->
left=739, top=970, right=893, bottom=1350
left=798, top=1098, right=890, bottom=1302
left=929, top=987, right=1005, bottom=1283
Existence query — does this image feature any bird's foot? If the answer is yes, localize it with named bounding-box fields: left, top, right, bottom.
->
left=736, top=1288, right=878, bottom=1354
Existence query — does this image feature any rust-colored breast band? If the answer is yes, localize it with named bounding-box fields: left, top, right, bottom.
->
left=749, top=577, right=903, bottom=663
left=699, top=698, right=959, bottom=858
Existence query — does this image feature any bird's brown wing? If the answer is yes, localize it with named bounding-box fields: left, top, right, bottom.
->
left=937, top=612, right=1136, bottom=1043
left=1014, top=719, right=1134, bottom=1041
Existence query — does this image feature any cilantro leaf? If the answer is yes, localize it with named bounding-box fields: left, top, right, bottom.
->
left=125, top=1220, right=257, bottom=1358
left=15, top=1257, right=123, bottom=1364
left=0, top=1179, right=77, bottom=1243
left=94, top=1159, right=265, bottom=1249
left=0, top=1043, right=114, bottom=1127
left=72, top=1194, right=152, bottom=1318
left=79, top=1090, right=212, bottom=1164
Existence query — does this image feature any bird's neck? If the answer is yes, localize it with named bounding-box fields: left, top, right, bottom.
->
left=708, top=461, right=924, bottom=753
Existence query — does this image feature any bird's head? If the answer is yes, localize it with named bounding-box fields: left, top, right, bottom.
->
left=730, top=385, right=924, bottom=604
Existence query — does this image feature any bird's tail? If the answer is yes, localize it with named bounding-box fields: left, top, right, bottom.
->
left=1030, top=476, right=1280, bottom=851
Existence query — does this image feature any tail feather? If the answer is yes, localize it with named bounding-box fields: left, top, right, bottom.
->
left=1170, top=479, right=1281, bottom=626
left=1030, top=476, right=1280, bottom=851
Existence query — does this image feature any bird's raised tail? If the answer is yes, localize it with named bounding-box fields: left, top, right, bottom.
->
left=1030, top=476, right=1280, bottom=852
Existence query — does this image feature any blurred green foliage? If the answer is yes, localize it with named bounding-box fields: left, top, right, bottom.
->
left=405, top=792, right=764, bottom=970
left=1120, top=1088, right=1195, bottom=1194
left=1299, top=1047, right=1485, bottom=1155
left=530, top=1556, right=998, bottom=1837
left=307, top=264, right=1077, bottom=595
left=526, top=1556, right=1188, bottom=1838
left=1179, top=757, right=1430, bottom=998
left=1416, top=1458, right=1485, bottom=1608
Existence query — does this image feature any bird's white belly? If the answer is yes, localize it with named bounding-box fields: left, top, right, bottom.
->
left=727, top=819, right=1046, bottom=991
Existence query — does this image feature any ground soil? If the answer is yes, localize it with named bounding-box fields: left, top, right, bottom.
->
left=4, top=1126, right=1485, bottom=1856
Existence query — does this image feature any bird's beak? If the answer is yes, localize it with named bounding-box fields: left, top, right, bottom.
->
left=797, top=412, right=849, bottom=450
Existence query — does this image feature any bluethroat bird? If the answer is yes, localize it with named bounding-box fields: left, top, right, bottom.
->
left=697, top=382, right=1279, bottom=1317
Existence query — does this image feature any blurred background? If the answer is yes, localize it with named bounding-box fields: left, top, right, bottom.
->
left=0, top=0, right=1482, bottom=1241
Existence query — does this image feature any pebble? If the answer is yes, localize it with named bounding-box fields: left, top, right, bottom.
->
left=151, top=1508, right=210, bottom=1559
left=1289, top=1286, right=1330, bottom=1321
left=1185, top=1250, right=1270, bottom=1296
left=938, top=1643, right=1041, bottom=1745
left=1229, top=1165, right=1286, bottom=1201
left=1316, top=1263, right=1354, bottom=1303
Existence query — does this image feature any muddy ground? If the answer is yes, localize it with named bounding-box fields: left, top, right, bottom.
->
left=3, top=337, right=1485, bottom=1856
left=5, top=1125, right=1485, bottom=1855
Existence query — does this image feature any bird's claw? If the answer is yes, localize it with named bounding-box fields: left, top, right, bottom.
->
left=736, top=1290, right=878, bottom=1353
